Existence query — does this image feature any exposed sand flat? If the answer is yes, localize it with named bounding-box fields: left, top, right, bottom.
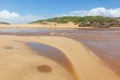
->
left=0, top=35, right=120, bottom=80
left=0, top=36, right=73, bottom=80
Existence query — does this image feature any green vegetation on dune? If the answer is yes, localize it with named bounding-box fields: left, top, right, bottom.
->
left=30, top=16, right=80, bottom=24
left=30, top=16, right=120, bottom=28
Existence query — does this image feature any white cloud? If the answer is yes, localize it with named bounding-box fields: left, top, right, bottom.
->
left=1, top=8, right=120, bottom=24
left=0, top=10, right=40, bottom=24
left=59, top=7, right=120, bottom=17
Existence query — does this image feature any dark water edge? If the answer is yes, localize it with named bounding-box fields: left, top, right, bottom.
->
left=0, top=28, right=120, bottom=76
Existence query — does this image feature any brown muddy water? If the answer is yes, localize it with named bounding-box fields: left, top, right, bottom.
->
left=27, top=42, right=78, bottom=80
left=0, top=28, right=120, bottom=76
left=62, top=29, right=120, bottom=76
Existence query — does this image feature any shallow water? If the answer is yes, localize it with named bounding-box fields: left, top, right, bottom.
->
left=63, top=30, right=120, bottom=75
left=27, top=42, right=78, bottom=80
left=0, top=28, right=120, bottom=75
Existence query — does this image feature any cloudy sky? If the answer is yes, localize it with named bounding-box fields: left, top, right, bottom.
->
left=0, top=0, right=120, bottom=24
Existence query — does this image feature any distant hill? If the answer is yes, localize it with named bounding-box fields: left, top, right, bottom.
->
left=0, top=22, right=10, bottom=25
left=30, top=16, right=120, bottom=28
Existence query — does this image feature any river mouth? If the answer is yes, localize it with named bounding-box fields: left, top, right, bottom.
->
left=27, top=42, right=78, bottom=80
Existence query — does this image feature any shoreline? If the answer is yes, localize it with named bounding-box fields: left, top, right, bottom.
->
left=0, top=35, right=119, bottom=80
left=61, top=30, right=120, bottom=77
left=0, top=24, right=120, bottom=30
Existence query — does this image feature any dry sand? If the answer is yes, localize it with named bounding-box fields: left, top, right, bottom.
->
left=0, top=22, right=79, bottom=29
left=0, top=35, right=120, bottom=80
left=0, top=23, right=120, bottom=29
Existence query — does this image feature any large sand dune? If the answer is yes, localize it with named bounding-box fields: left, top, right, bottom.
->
left=0, top=35, right=119, bottom=80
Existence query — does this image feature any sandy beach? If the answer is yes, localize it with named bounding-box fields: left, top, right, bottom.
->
left=0, top=35, right=119, bottom=80
left=0, top=23, right=80, bottom=29
left=1, top=0, right=120, bottom=80
left=0, top=24, right=120, bottom=30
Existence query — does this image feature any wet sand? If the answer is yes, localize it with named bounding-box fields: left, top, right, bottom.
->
left=0, top=35, right=120, bottom=80
left=0, top=29, right=120, bottom=80
left=0, top=36, right=74, bottom=80
left=5, top=29, right=120, bottom=76
left=27, top=42, right=78, bottom=80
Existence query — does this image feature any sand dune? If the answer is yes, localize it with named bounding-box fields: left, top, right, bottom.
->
left=0, top=35, right=119, bottom=80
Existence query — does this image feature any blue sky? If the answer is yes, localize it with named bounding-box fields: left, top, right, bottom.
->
left=0, top=0, right=119, bottom=15
left=0, top=0, right=120, bottom=23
